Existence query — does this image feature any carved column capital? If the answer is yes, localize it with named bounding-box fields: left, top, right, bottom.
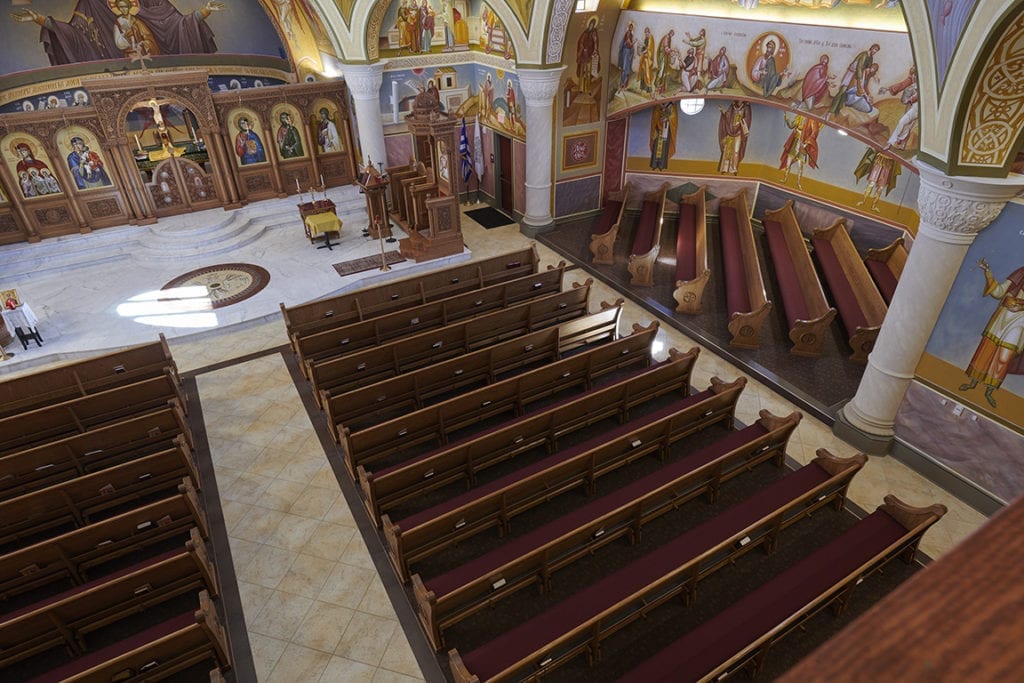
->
left=516, top=67, right=567, bottom=105
left=915, top=159, right=1024, bottom=244
left=342, top=62, right=388, bottom=101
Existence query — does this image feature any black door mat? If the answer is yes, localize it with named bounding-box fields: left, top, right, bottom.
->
left=466, top=207, right=516, bottom=229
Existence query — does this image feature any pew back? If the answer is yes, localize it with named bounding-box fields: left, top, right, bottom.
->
left=673, top=185, right=711, bottom=314
left=718, top=191, right=772, bottom=349
left=628, top=183, right=670, bottom=287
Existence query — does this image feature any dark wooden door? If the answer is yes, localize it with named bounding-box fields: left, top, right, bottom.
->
left=496, top=133, right=514, bottom=214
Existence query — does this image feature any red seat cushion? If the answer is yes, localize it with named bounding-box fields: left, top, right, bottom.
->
left=631, top=200, right=659, bottom=256
left=674, top=203, right=697, bottom=282
left=763, top=220, right=810, bottom=327
left=592, top=200, right=623, bottom=237
left=719, top=206, right=751, bottom=315
left=813, top=237, right=869, bottom=332
left=865, top=258, right=898, bottom=304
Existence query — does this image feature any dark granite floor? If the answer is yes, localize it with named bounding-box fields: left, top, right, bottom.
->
left=537, top=201, right=885, bottom=423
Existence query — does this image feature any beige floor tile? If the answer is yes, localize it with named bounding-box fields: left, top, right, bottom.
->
left=237, top=544, right=297, bottom=589
left=266, top=642, right=333, bottom=683
left=302, top=521, right=357, bottom=561
left=319, top=656, right=376, bottom=683
left=334, top=612, right=399, bottom=666
left=247, top=446, right=294, bottom=479
left=378, top=627, right=423, bottom=678
left=250, top=589, right=314, bottom=641
left=232, top=507, right=288, bottom=544
left=371, top=670, right=424, bottom=683
left=236, top=580, right=275, bottom=627
left=259, top=478, right=309, bottom=512
left=221, top=469, right=274, bottom=503
left=323, top=496, right=359, bottom=528
left=318, top=562, right=377, bottom=609
left=277, top=553, right=336, bottom=599
left=266, top=513, right=321, bottom=552
left=294, top=600, right=356, bottom=653
left=307, top=465, right=343, bottom=492
left=339, top=532, right=377, bottom=569
left=248, top=632, right=288, bottom=680
left=356, top=574, right=396, bottom=618
left=221, top=500, right=254, bottom=534
left=226, top=535, right=261, bottom=574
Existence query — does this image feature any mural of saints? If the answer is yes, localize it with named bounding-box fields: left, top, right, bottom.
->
left=853, top=147, right=900, bottom=211
left=959, top=260, right=1024, bottom=408
left=11, top=141, right=62, bottom=198
left=275, top=112, right=304, bottom=159
left=779, top=112, right=819, bottom=189
left=718, top=100, right=751, bottom=175
left=10, top=0, right=225, bottom=65
left=66, top=136, right=112, bottom=190
left=316, top=107, right=341, bottom=153
left=649, top=101, right=677, bottom=171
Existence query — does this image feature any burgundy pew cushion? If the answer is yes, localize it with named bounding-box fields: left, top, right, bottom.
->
left=427, top=423, right=768, bottom=598
left=460, top=462, right=834, bottom=681
left=397, top=389, right=715, bottom=531
left=719, top=206, right=751, bottom=315
left=763, top=220, right=810, bottom=327
left=865, top=258, right=898, bottom=304
left=631, top=199, right=660, bottom=256
left=592, top=200, right=623, bottom=237
left=674, top=203, right=698, bottom=282
left=813, top=237, right=870, bottom=333
left=617, top=510, right=907, bottom=683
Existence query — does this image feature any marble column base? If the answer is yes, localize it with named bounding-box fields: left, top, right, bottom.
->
left=518, top=218, right=554, bottom=238
left=834, top=402, right=894, bottom=455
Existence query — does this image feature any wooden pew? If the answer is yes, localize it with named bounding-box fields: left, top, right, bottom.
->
left=447, top=451, right=868, bottom=683
left=371, top=348, right=701, bottom=576
left=299, top=278, right=591, bottom=376
left=281, top=246, right=540, bottom=347
left=414, top=409, right=801, bottom=650
left=589, top=183, right=631, bottom=265
left=627, top=183, right=670, bottom=287
left=29, top=590, right=230, bottom=683
left=672, top=185, right=711, bottom=314
left=0, top=479, right=205, bottom=602
left=0, top=335, right=178, bottom=420
left=616, top=494, right=947, bottom=683
left=0, top=436, right=197, bottom=551
left=718, top=191, right=773, bottom=349
left=328, top=320, right=657, bottom=437
left=0, top=370, right=184, bottom=457
left=299, top=265, right=566, bottom=387
left=0, top=529, right=215, bottom=670
left=306, top=282, right=597, bottom=399
left=762, top=201, right=837, bottom=356
left=0, top=406, right=190, bottom=503
left=812, top=219, right=888, bottom=363
left=864, top=236, right=907, bottom=305
left=338, top=323, right=659, bottom=472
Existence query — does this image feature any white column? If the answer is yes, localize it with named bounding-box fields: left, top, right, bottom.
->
left=342, top=62, right=388, bottom=169
left=837, top=161, right=1024, bottom=452
left=516, top=67, right=565, bottom=234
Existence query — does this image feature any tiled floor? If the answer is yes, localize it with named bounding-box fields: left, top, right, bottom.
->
left=1, top=205, right=988, bottom=680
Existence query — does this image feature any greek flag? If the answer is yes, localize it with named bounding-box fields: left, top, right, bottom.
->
left=459, top=118, right=473, bottom=183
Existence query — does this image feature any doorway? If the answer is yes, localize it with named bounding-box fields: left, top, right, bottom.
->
left=494, top=132, right=514, bottom=216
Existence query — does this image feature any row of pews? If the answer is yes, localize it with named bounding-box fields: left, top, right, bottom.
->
left=590, top=186, right=909, bottom=363
left=282, top=248, right=944, bottom=682
left=0, top=337, right=232, bottom=681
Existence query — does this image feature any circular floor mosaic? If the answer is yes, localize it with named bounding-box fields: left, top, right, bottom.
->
left=161, top=263, right=270, bottom=309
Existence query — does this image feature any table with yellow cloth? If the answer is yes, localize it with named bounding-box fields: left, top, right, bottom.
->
left=304, top=212, right=342, bottom=249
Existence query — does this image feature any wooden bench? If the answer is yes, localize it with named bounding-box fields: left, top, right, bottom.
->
left=28, top=589, right=230, bottom=683
left=447, top=451, right=868, bottom=683
left=386, top=375, right=743, bottom=585
left=281, top=246, right=540, bottom=348
left=0, top=406, right=190, bottom=503
left=812, top=219, right=888, bottom=363
left=718, top=191, right=773, bottom=349
left=864, top=236, right=907, bottom=305
left=329, top=320, right=658, bottom=438
left=762, top=201, right=837, bottom=356
left=617, top=495, right=947, bottom=683
left=296, top=266, right=567, bottom=377
left=0, top=370, right=184, bottom=457
left=589, top=184, right=631, bottom=265
left=306, top=283, right=598, bottom=400
left=0, top=436, right=197, bottom=551
left=414, top=408, right=801, bottom=649
left=0, top=479, right=205, bottom=602
left=370, top=347, right=700, bottom=574
left=627, top=183, right=670, bottom=287
left=0, top=335, right=178, bottom=420
left=0, top=528, right=215, bottom=670
left=672, top=185, right=711, bottom=314
left=338, top=322, right=659, bottom=474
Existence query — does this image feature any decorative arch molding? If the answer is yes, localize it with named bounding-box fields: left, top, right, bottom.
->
left=950, top=7, right=1024, bottom=176
left=544, top=0, right=576, bottom=65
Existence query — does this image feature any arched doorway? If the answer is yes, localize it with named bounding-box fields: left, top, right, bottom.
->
left=127, top=97, right=220, bottom=217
